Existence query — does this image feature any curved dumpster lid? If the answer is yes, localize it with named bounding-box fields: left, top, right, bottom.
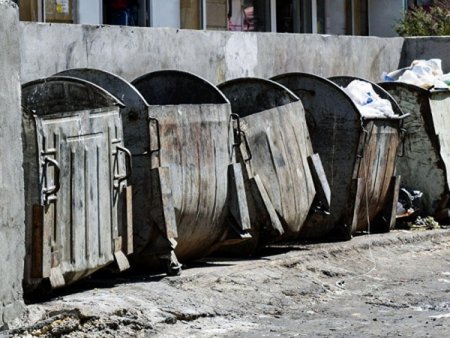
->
left=329, top=75, right=404, bottom=117
left=22, top=76, right=124, bottom=116
left=378, top=81, right=433, bottom=97
left=55, top=68, right=149, bottom=110
left=217, top=77, right=300, bottom=117
left=131, top=70, right=229, bottom=105
left=272, top=72, right=361, bottom=118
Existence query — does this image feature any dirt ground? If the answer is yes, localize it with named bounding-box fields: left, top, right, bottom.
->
left=5, top=229, right=450, bottom=337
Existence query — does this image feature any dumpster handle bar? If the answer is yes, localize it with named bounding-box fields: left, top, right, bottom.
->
left=115, top=145, right=133, bottom=186
left=148, top=117, right=161, bottom=155
left=43, top=156, right=61, bottom=204
left=397, top=128, right=407, bottom=158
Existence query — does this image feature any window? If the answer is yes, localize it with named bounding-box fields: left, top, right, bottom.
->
left=317, top=0, right=350, bottom=35
left=181, top=0, right=201, bottom=29
left=103, top=0, right=139, bottom=26
left=352, top=0, right=368, bottom=36
left=317, top=0, right=360, bottom=35
left=228, top=0, right=270, bottom=31
left=276, top=0, right=295, bottom=33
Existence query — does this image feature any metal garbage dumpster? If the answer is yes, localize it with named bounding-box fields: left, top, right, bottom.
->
left=273, top=73, right=405, bottom=239
left=22, top=77, right=133, bottom=291
left=218, top=78, right=330, bottom=248
left=379, top=82, right=450, bottom=219
left=124, top=70, right=250, bottom=270
left=54, top=68, right=169, bottom=269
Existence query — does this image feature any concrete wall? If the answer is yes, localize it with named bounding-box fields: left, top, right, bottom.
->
left=19, top=23, right=405, bottom=84
left=401, top=37, right=450, bottom=72
left=0, top=0, right=25, bottom=328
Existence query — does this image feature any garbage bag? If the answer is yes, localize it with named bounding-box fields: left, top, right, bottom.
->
left=382, top=59, right=450, bottom=90
left=342, top=80, right=398, bottom=118
left=397, top=187, right=423, bottom=218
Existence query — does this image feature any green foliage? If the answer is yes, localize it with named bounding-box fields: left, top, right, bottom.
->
left=396, top=1, right=450, bottom=36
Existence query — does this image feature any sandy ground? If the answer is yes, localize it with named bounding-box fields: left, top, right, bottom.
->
left=5, top=229, right=450, bottom=337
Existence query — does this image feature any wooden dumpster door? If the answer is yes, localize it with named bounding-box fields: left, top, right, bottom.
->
left=35, top=108, right=130, bottom=287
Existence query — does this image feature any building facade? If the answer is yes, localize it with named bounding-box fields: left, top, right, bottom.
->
left=18, top=0, right=421, bottom=37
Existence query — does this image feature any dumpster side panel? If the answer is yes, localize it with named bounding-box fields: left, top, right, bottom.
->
left=354, top=120, right=400, bottom=231
left=54, top=69, right=155, bottom=257
left=283, top=78, right=361, bottom=227
left=148, top=103, right=231, bottom=260
left=241, top=102, right=316, bottom=234
left=429, top=92, right=450, bottom=194
left=29, top=108, right=129, bottom=286
left=382, top=86, right=446, bottom=214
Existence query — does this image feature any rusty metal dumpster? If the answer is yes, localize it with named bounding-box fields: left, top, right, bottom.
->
left=54, top=69, right=169, bottom=268
left=22, top=77, right=133, bottom=291
left=379, top=82, right=450, bottom=218
left=218, top=78, right=330, bottom=248
left=122, top=70, right=250, bottom=270
left=273, top=73, right=405, bottom=239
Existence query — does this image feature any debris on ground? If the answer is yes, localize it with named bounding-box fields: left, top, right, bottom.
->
left=397, top=216, right=440, bottom=231
left=5, top=230, right=450, bottom=337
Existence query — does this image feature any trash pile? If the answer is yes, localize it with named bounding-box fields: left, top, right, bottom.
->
left=382, top=59, right=450, bottom=90
left=395, top=187, right=440, bottom=230
left=342, top=80, right=398, bottom=118
left=397, top=216, right=440, bottom=231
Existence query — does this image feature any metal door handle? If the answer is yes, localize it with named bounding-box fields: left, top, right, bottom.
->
left=43, top=157, right=61, bottom=203
left=115, top=145, right=133, bottom=186
left=397, top=128, right=407, bottom=158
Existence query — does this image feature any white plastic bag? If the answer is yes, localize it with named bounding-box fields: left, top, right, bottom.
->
left=342, top=80, right=397, bottom=118
left=382, top=59, right=450, bottom=90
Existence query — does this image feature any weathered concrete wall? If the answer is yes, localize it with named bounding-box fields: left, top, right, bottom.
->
left=0, top=0, right=25, bottom=328
left=401, top=37, right=450, bottom=72
left=19, top=23, right=405, bottom=84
